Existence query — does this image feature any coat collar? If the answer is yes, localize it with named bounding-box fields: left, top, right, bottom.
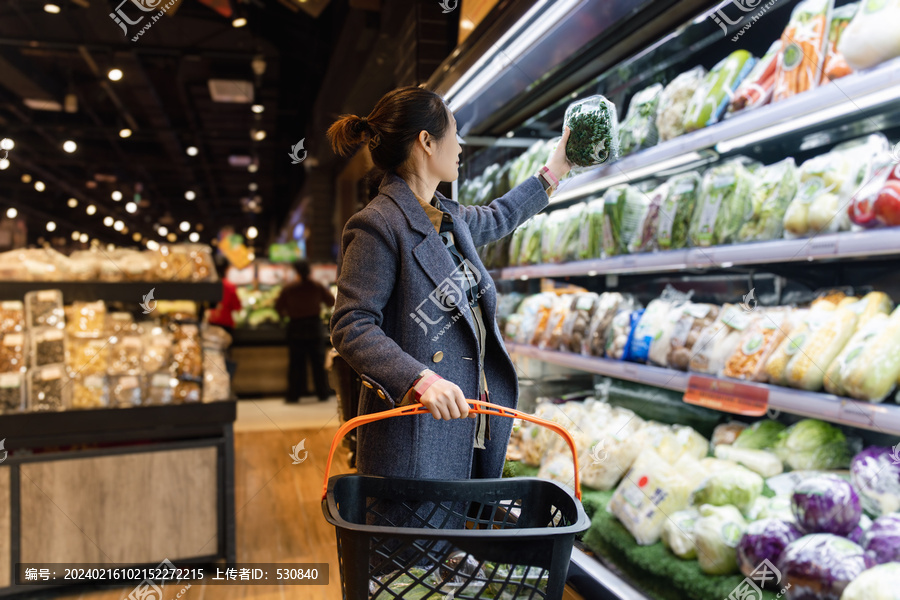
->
left=379, top=172, right=445, bottom=237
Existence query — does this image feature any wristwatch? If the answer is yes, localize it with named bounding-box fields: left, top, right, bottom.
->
left=536, top=166, right=560, bottom=195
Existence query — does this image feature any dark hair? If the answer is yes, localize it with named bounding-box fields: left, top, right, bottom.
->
left=327, top=87, right=451, bottom=176
left=292, top=260, right=311, bottom=279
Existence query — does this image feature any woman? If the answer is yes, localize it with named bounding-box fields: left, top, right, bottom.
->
left=328, top=86, right=571, bottom=484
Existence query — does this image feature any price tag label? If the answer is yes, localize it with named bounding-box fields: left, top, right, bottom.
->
left=684, top=375, right=769, bottom=416
left=838, top=399, right=877, bottom=427
left=807, top=236, right=839, bottom=259
left=621, top=363, right=640, bottom=380
left=622, top=256, right=638, bottom=270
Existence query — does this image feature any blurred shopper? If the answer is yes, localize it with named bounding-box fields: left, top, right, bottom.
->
left=276, top=261, right=335, bottom=402
left=208, top=260, right=242, bottom=336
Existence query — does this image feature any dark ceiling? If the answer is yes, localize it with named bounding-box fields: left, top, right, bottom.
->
left=0, top=0, right=345, bottom=251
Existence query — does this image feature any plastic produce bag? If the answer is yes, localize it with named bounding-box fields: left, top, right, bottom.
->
left=627, top=183, right=666, bottom=254
left=842, top=306, right=900, bottom=402
left=764, top=307, right=821, bottom=385
left=608, top=448, right=691, bottom=545
left=772, top=0, right=833, bottom=103
left=560, top=292, right=599, bottom=353
left=539, top=210, right=567, bottom=264
left=849, top=446, right=900, bottom=516
left=618, top=83, right=662, bottom=156
left=692, top=465, right=764, bottom=513
left=664, top=303, right=720, bottom=371
left=841, top=563, right=900, bottom=600
left=584, top=292, right=633, bottom=356
left=580, top=408, right=646, bottom=490
left=556, top=204, right=587, bottom=263
left=738, top=157, right=800, bottom=242
left=577, top=198, right=605, bottom=260
left=690, top=160, right=755, bottom=247
left=838, top=0, right=900, bottom=70
left=783, top=306, right=858, bottom=391
left=563, top=95, right=619, bottom=169
left=600, top=185, right=648, bottom=257
left=657, top=171, right=701, bottom=250
left=683, top=50, right=757, bottom=132
left=690, top=304, right=758, bottom=375
left=723, top=308, right=791, bottom=381
left=773, top=419, right=851, bottom=471
left=714, top=445, right=784, bottom=477
left=628, top=287, right=692, bottom=363
left=693, top=504, right=747, bottom=575
left=656, top=66, right=706, bottom=142
left=662, top=508, right=701, bottom=559
left=779, top=534, right=871, bottom=600
left=518, top=213, right=545, bottom=265
left=606, top=309, right=643, bottom=360
left=729, top=40, right=782, bottom=114
left=822, top=3, right=858, bottom=80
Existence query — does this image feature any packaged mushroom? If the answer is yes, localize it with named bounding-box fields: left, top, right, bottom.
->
left=606, top=308, right=644, bottom=360
left=0, top=301, right=24, bottom=333
left=0, top=372, right=25, bottom=413
left=666, top=303, right=721, bottom=371
left=28, top=363, right=69, bottom=411
left=0, top=332, right=26, bottom=373
left=72, top=375, right=108, bottom=409
left=560, top=293, right=599, bottom=353
left=585, top=293, right=635, bottom=356
left=31, top=327, right=65, bottom=367
left=24, top=289, right=64, bottom=329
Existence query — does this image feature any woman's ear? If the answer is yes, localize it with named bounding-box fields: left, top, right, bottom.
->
left=418, top=130, right=433, bottom=156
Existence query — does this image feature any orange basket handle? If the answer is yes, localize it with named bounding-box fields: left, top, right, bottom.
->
left=321, top=399, right=582, bottom=500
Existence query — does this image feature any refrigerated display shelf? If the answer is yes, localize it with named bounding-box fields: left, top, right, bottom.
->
left=547, top=56, right=900, bottom=207
left=568, top=545, right=651, bottom=600
left=0, top=280, right=222, bottom=303
left=506, top=342, right=900, bottom=435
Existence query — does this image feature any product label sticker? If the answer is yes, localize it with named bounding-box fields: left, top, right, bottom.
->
left=0, top=373, right=20, bottom=388
left=687, top=303, right=712, bottom=319
left=576, top=295, right=595, bottom=312
left=151, top=373, right=171, bottom=387
left=784, top=332, right=807, bottom=357
left=42, top=365, right=63, bottom=380
left=37, top=290, right=59, bottom=302
left=3, top=333, right=24, bottom=346
left=1, top=301, right=23, bottom=311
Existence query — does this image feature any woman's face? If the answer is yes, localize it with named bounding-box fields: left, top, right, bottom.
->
left=430, top=111, right=463, bottom=183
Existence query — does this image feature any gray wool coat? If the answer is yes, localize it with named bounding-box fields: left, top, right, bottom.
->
left=330, top=171, right=549, bottom=482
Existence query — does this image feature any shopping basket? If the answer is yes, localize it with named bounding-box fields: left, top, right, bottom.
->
left=321, top=399, right=590, bottom=600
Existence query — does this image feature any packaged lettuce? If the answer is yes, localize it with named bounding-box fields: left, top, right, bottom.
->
left=540, top=210, right=567, bottom=264
left=732, top=420, right=786, bottom=450
left=689, top=160, right=755, bottom=247
left=628, top=183, right=666, bottom=254
left=518, top=214, right=545, bottom=266
left=601, top=185, right=648, bottom=257
left=683, top=50, right=757, bottom=132
left=508, top=224, right=525, bottom=267
left=774, top=419, right=851, bottom=471
left=693, top=504, right=748, bottom=575
left=738, top=157, right=800, bottom=242
left=618, top=83, right=662, bottom=156
left=557, top=204, right=586, bottom=263
left=577, top=198, right=605, bottom=260
left=657, top=171, right=701, bottom=250
left=564, top=95, right=620, bottom=169
left=691, top=465, right=764, bottom=514
left=662, top=508, right=701, bottom=559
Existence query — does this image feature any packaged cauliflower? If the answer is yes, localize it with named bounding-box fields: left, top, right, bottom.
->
left=662, top=508, right=701, bottom=560
left=608, top=448, right=692, bottom=545
left=656, top=66, right=707, bottom=142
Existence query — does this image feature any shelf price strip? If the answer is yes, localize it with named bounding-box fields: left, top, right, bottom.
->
left=683, top=374, right=769, bottom=416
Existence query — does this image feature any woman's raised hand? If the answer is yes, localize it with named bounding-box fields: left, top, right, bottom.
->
left=546, top=126, right=572, bottom=183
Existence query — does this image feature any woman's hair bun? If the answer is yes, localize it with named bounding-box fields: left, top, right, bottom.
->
left=327, top=113, right=373, bottom=157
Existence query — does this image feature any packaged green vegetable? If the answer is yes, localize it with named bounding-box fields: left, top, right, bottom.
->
left=657, top=171, right=701, bottom=250
left=577, top=198, right=605, bottom=260
left=601, top=185, right=648, bottom=257
left=732, top=419, right=786, bottom=450
left=508, top=225, right=525, bottom=267
left=518, top=214, right=545, bottom=266
left=683, top=50, right=757, bottom=132
left=540, top=210, right=566, bottom=264
left=738, top=157, right=799, bottom=242
left=773, top=419, right=851, bottom=471
left=693, top=504, right=748, bottom=575
left=557, top=204, right=586, bottom=263
left=689, top=160, right=755, bottom=247
left=628, top=183, right=666, bottom=254
left=563, top=95, right=620, bottom=169
left=618, top=83, right=662, bottom=156
left=691, top=465, right=764, bottom=514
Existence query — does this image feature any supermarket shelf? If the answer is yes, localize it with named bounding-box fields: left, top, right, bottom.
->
left=568, top=545, right=651, bottom=600
left=506, top=342, right=900, bottom=435
left=491, top=226, right=900, bottom=280
left=0, top=280, right=222, bottom=303
left=548, top=56, right=900, bottom=206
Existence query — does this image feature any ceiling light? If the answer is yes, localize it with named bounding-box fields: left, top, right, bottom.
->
left=111, top=190, right=122, bottom=201
left=6, top=208, right=17, bottom=219
left=251, top=104, right=264, bottom=114
left=20, top=173, right=31, bottom=183
left=72, top=231, right=80, bottom=241
left=189, top=232, right=200, bottom=242
left=46, top=221, right=56, bottom=232
left=246, top=226, right=258, bottom=239
left=248, top=182, right=258, bottom=191
left=158, top=226, right=168, bottom=236
left=67, top=198, right=78, bottom=208
left=63, top=140, right=77, bottom=153
left=79, top=233, right=88, bottom=243
left=103, top=216, right=114, bottom=227
left=119, top=128, right=132, bottom=138
left=132, top=232, right=142, bottom=242
left=113, top=220, right=124, bottom=231
left=232, top=17, right=247, bottom=27
left=186, top=146, right=199, bottom=156
left=108, top=68, right=123, bottom=81
left=179, top=221, right=190, bottom=232
left=125, top=201, right=137, bottom=213
left=34, top=181, right=45, bottom=192
left=86, top=204, right=97, bottom=215
left=0, top=138, right=14, bottom=151
left=43, top=3, right=61, bottom=13
left=252, top=129, right=266, bottom=141
left=167, top=233, right=177, bottom=242
left=184, top=190, right=196, bottom=201
left=146, top=240, right=160, bottom=251
left=0, top=159, right=9, bottom=170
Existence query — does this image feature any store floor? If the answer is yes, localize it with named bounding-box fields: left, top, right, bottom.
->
left=48, top=397, right=352, bottom=600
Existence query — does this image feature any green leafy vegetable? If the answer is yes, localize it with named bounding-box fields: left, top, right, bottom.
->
left=732, top=420, right=786, bottom=450
left=564, top=95, right=620, bottom=168
left=619, top=84, right=662, bottom=156
left=657, top=171, right=701, bottom=250
left=773, top=419, right=851, bottom=471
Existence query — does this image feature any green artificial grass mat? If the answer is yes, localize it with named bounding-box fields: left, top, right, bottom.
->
left=503, top=461, right=779, bottom=600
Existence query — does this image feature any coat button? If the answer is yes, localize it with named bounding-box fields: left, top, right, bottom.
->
left=363, top=381, right=373, bottom=389
left=432, top=351, right=444, bottom=363
left=377, top=389, right=386, bottom=400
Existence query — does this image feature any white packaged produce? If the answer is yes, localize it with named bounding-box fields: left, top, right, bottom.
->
left=690, top=305, right=758, bottom=375
left=580, top=408, right=646, bottom=491
left=656, top=66, right=707, bottom=142
left=694, top=504, right=747, bottom=575
left=662, top=508, right=701, bottom=559
left=837, top=0, right=900, bottom=70
left=714, top=445, right=784, bottom=478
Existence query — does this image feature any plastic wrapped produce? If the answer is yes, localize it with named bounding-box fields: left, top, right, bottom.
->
left=72, top=375, right=108, bottom=409
left=629, top=288, right=691, bottom=363
left=861, top=514, right=900, bottom=564
left=0, top=301, right=24, bottom=333
left=518, top=213, right=545, bottom=265
left=0, top=372, right=25, bottom=413
left=693, top=504, right=747, bottom=575
left=24, top=289, right=64, bottom=329
left=690, top=304, right=758, bottom=375
left=779, top=534, right=871, bottom=600
left=145, top=371, right=175, bottom=406
left=647, top=302, right=692, bottom=368
left=0, top=332, right=26, bottom=373
left=563, top=95, right=619, bottom=169
left=557, top=204, right=586, bottom=263
left=730, top=40, right=781, bottom=114
left=66, top=300, right=106, bottom=338
left=508, top=223, right=525, bottom=267
left=203, top=348, right=230, bottom=402
left=665, top=303, right=720, bottom=371
left=772, top=0, right=832, bottom=103
left=822, top=3, right=858, bottom=80
left=692, top=465, right=764, bottom=513
left=662, top=508, right=701, bottom=559
left=738, top=158, right=800, bottom=242
left=733, top=420, right=786, bottom=450
left=28, top=363, right=69, bottom=411
left=580, top=408, right=646, bottom=490
left=560, top=292, right=599, bottom=353
left=577, top=197, right=605, bottom=260
left=537, top=294, right=574, bottom=350
left=723, top=308, right=790, bottom=381
left=838, top=0, right=900, bottom=70
left=606, top=308, right=643, bottom=360
left=783, top=307, right=858, bottom=391
left=656, top=66, right=706, bottom=142
left=714, top=445, right=784, bottom=477
left=840, top=563, right=900, bottom=600
left=511, top=293, right=556, bottom=346
left=540, top=209, right=567, bottom=265
left=585, top=292, right=633, bottom=356
left=784, top=150, right=853, bottom=237
left=66, top=337, right=108, bottom=377
left=618, top=83, right=661, bottom=156
left=628, top=183, right=666, bottom=254
left=841, top=306, right=900, bottom=402
left=850, top=447, right=900, bottom=517
left=683, top=50, right=757, bottom=132
left=711, top=422, right=747, bottom=448
left=792, top=474, right=861, bottom=535
left=657, top=171, right=701, bottom=251
left=765, top=307, right=821, bottom=384
left=690, top=160, right=755, bottom=247
left=608, top=448, right=691, bottom=545
left=846, top=291, right=894, bottom=327
left=600, top=185, right=648, bottom=257
left=737, top=519, right=802, bottom=580
left=774, top=419, right=851, bottom=471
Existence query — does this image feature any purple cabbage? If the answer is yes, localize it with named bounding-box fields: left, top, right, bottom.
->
left=791, top=474, right=861, bottom=536
left=847, top=513, right=872, bottom=544
left=850, top=446, right=900, bottom=516
left=861, top=513, right=900, bottom=564
left=779, top=534, right=872, bottom=600
left=737, top=519, right=802, bottom=582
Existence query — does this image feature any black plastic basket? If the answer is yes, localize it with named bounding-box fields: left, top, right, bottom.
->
left=321, top=400, right=590, bottom=600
